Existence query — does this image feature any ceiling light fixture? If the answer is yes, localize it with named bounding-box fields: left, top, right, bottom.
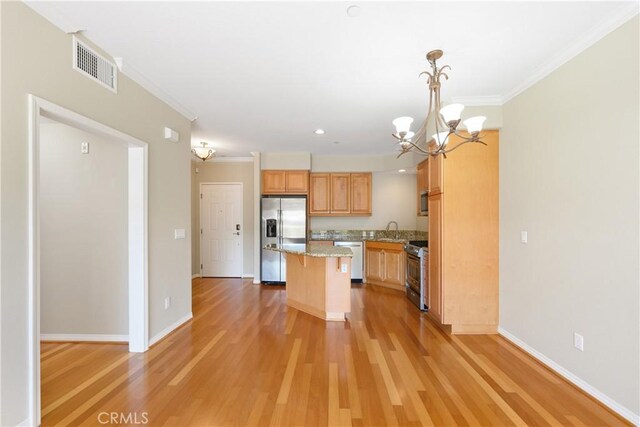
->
left=392, top=50, right=487, bottom=158
left=398, top=169, right=406, bottom=173
left=191, top=142, right=215, bottom=161
left=314, top=129, right=326, bottom=135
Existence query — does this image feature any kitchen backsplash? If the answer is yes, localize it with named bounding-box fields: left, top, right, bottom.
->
left=310, top=229, right=428, bottom=241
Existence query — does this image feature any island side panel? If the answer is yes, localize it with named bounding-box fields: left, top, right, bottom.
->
left=325, top=257, right=352, bottom=321
left=285, top=254, right=328, bottom=319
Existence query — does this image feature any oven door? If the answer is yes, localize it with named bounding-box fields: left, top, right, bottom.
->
left=406, top=253, right=421, bottom=294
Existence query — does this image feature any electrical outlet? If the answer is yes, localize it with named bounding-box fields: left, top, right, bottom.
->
left=164, top=297, right=171, bottom=310
left=520, top=231, right=528, bottom=244
left=574, top=333, right=584, bottom=351
left=341, top=263, right=348, bottom=273
left=81, top=141, right=90, bottom=154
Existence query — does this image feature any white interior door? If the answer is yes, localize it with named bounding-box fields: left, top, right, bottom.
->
left=201, top=183, right=243, bottom=277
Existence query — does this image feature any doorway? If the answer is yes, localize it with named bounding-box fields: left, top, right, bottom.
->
left=200, top=183, right=243, bottom=277
left=28, top=95, right=149, bottom=425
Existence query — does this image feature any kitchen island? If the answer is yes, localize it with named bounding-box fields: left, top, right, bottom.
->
left=264, top=244, right=353, bottom=321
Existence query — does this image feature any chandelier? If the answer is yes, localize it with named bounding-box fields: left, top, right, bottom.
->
left=191, top=142, right=215, bottom=162
left=392, top=50, right=487, bottom=158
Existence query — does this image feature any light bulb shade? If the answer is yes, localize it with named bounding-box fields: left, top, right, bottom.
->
left=432, top=132, right=450, bottom=147
left=403, top=131, right=415, bottom=140
left=463, top=116, right=486, bottom=133
left=392, top=116, right=414, bottom=134
left=439, top=104, right=464, bottom=123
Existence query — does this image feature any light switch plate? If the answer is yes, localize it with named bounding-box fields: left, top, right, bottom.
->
left=174, top=229, right=186, bottom=239
left=81, top=142, right=89, bottom=154
left=520, top=231, right=528, bottom=244
left=341, top=263, right=348, bottom=273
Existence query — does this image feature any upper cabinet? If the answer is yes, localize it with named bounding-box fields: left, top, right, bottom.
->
left=309, top=172, right=372, bottom=216
left=428, top=147, right=443, bottom=195
left=330, top=173, right=351, bottom=214
left=351, top=173, right=372, bottom=215
left=309, top=173, right=331, bottom=214
left=262, top=170, right=309, bottom=194
left=416, top=159, right=428, bottom=215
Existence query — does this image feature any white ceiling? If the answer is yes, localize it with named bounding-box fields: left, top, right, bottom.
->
left=28, top=1, right=638, bottom=156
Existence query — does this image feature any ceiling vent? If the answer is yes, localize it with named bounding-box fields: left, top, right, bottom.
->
left=72, top=36, right=117, bottom=93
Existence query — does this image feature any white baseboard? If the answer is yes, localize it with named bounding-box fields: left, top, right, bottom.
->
left=40, top=334, right=128, bottom=342
left=498, top=327, right=639, bottom=425
left=242, top=274, right=254, bottom=279
left=148, top=312, right=193, bottom=347
left=191, top=273, right=201, bottom=279
left=17, top=417, right=33, bottom=426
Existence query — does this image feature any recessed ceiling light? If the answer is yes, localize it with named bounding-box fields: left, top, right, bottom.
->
left=314, top=129, right=325, bottom=135
left=398, top=169, right=406, bottom=173
left=346, top=5, right=361, bottom=18
left=333, top=141, right=341, bottom=144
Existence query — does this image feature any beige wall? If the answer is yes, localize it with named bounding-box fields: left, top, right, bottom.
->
left=40, top=122, right=128, bottom=336
left=500, top=16, right=639, bottom=418
left=261, top=152, right=311, bottom=169
left=1, top=3, right=192, bottom=425
left=191, top=161, right=255, bottom=276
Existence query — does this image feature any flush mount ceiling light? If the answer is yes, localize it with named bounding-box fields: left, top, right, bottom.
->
left=398, top=169, right=406, bottom=173
left=191, top=142, right=215, bottom=161
left=314, top=129, right=326, bottom=135
left=392, top=50, right=487, bottom=158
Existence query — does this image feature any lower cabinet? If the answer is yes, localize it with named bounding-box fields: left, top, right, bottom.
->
left=364, top=241, right=405, bottom=291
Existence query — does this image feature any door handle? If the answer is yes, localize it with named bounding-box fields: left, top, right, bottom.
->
left=234, top=232, right=240, bottom=236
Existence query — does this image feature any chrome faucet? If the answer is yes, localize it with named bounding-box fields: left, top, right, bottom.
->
left=386, top=221, right=399, bottom=239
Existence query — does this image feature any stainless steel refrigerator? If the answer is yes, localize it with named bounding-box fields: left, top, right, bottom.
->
left=261, top=196, right=307, bottom=284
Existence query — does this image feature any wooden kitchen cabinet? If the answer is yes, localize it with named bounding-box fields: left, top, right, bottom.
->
left=416, top=159, right=428, bottom=214
left=427, top=130, right=499, bottom=334
left=262, top=170, right=309, bottom=194
left=427, top=192, right=443, bottom=322
left=262, top=170, right=286, bottom=194
left=330, top=174, right=351, bottom=214
left=285, top=170, right=309, bottom=193
left=309, top=173, right=330, bottom=214
left=364, top=241, right=405, bottom=291
left=309, top=172, right=372, bottom=216
left=428, top=147, right=443, bottom=195
left=350, top=173, right=372, bottom=215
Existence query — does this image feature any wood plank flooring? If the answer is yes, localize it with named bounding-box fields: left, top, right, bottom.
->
left=41, top=278, right=629, bottom=426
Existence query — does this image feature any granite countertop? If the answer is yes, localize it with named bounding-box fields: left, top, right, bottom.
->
left=309, top=229, right=427, bottom=244
left=264, top=243, right=353, bottom=258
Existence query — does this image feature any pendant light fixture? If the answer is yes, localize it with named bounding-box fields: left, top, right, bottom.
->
left=392, top=50, right=487, bottom=158
left=191, top=142, right=215, bottom=162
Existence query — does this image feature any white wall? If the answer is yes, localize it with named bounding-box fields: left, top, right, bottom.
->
left=500, top=16, right=639, bottom=420
left=40, top=122, right=128, bottom=336
left=1, top=3, right=192, bottom=425
left=310, top=172, right=418, bottom=230
left=191, top=161, right=254, bottom=276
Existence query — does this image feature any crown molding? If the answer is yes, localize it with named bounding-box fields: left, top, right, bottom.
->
left=450, top=95, right=503, bottom=106
left=119, top=62, right=198, bottom=121
left=501, top=2, right=639, bottom=104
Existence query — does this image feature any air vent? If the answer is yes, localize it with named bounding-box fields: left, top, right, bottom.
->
left=72, top=36, right=117, bottom=92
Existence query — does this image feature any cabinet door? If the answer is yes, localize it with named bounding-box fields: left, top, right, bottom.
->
left=428, top=150, right=443, bottom=195
left=383, top=249, right=405, bottom=289
left=285, top=170, right=309, bottom=194
left=330, top=173, right=351, bottom=214
left=262, top=170, right=286, bottom=194
left=365, top=247, right=384, bottom=282
left=350, top=173, right=372, bottom=215
left=428, top=193, right=443, bottom=322
left=309, top=173, right=330, bottom=215
left=416, top=160, right=428, bottom=214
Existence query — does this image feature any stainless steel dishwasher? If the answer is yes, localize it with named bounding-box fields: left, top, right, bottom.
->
left=333, top=241, right=363, bottom=283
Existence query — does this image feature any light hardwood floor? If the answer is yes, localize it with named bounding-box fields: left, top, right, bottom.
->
left=41, top=278, right=629, bottom=426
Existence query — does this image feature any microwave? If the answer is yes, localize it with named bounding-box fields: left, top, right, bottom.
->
left=419, top=191, right=428, bottom=216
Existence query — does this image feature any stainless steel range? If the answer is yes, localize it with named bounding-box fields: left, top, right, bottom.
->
left=404, top=240, right=428, bottom=311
